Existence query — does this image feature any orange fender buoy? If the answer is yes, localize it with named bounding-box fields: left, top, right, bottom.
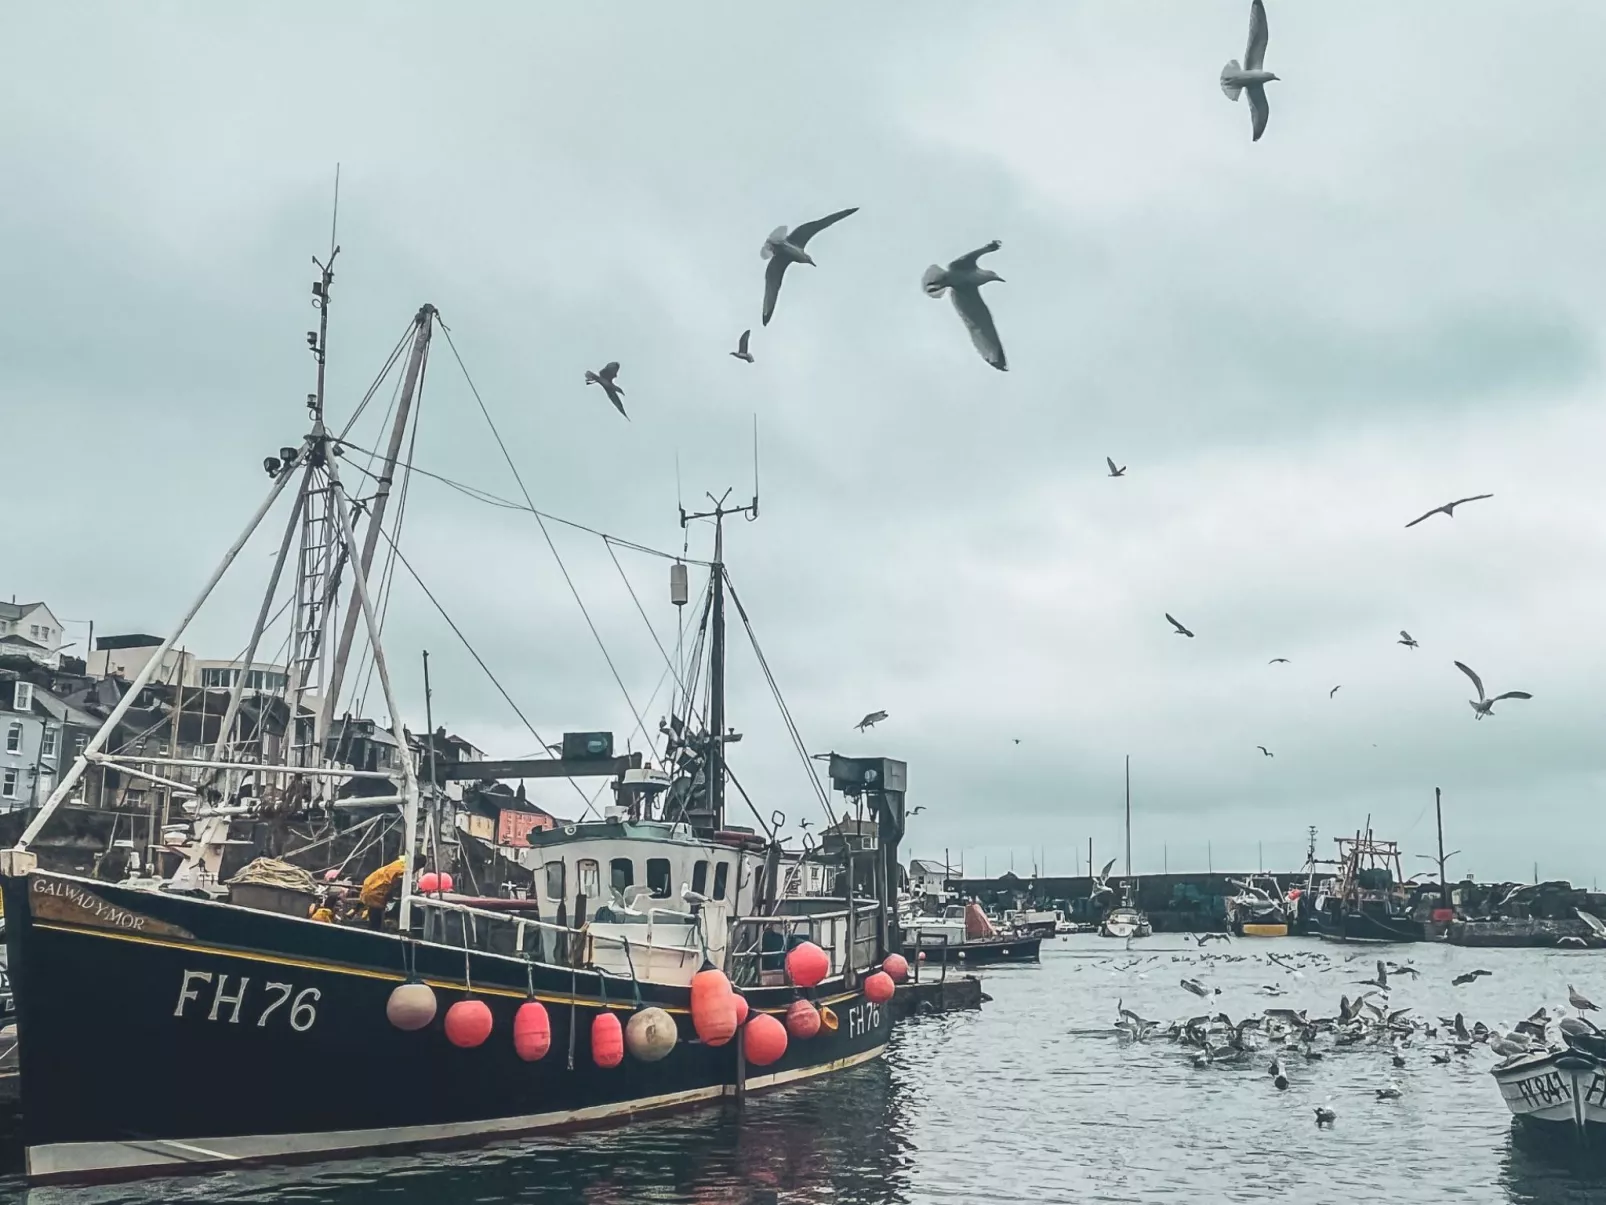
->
left=513, top=1000, right=551, bottom=1061
left=864, top=970, right=895, bottom=1004
left=881, top=953, right=909, bottom=982
left=818, top=1004, right=839, bottom=1032
left=417, top=871, right=440, bottom=894
left=386, top=981, right=438, bottom=1031
left=743, top=1012, right=788, bottom=1067
left=784, top=941, right=830, bottom=988
left=690, top=966, right=738, bottom=1047
left=732, top=992, right=750, bottom=1026
left=785, top=998, right=821, bottom=1039
left=592, top=1011, right=624, bottom=1068
left=444, top=998, right=493, bottom=1048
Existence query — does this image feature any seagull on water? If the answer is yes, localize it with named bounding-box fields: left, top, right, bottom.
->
left=1399, top=631, right=1419, bottom=649
left=854, top=710, right=888, bottom=732
left=1375, top=1083, right=1403, bottom=1101
left=1314, top=1106, right=1336, bottom=1126
left=1220, top=0, right=1279, bottom=142
left=1256, top=745, right=1273, bottom=758
left=1165, top=613, right=1195, bottom=638
left=922, top=239, right=1008, bottom=371
left=1404, top=493, right=1494, bottom=528
left=584, top=361, right=628, bottom=419
left=1569, top=985, right=1599, bottom=1013
left=760, top=207, right=859, bottom=327
left=1106, top=457, right=1127, bottom=478
left=1454, top=661, right=1532, bottom=720
left=730, top=329, right=754, bottom=363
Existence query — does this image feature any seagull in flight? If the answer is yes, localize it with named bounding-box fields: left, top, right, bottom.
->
left=584, top=361, right=628, bottom=419
left=909, top=806, right=926, bottom=816
left=1165, top=613, right=1195, bottom=638
left=922, top=239, right=1008, bottom=371
left=1106, top=457, right=1127, bottom=478
left=729, top=329, right=754, bottom=363
left=1329, top=685, right=1342, bottom=699
left=1220, top=0, right=1279, bottom=142
left=1256, top=746, right=1273, bottom=757
left=1451, top=969, right=1491, bottom=987
left=760, top=207, right=859, bottom=326
left=1453, top=661, right=1532, bottom=720
left=1398, top=631, right=1419, bottom=650
left=1404, top=493, right=1493, bottom=528
left=854, top=710, right=888, bottom=732
left=1268, top=657, right=1289, bottom=664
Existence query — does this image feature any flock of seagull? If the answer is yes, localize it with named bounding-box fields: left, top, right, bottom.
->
left=1098, top=945, right=1603, bottom=1128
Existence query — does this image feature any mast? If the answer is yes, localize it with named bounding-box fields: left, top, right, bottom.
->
left=678, top=485, right=758, bottom=834
left=322, top=304, right=436, bottom=738
left=1123, top=753, right=1131, bottom=880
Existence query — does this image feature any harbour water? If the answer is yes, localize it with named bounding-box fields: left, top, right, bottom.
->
left=4, top=937, right=1604, bottom=1204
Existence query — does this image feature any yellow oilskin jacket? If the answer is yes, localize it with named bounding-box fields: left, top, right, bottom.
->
left=308, top=905, right=335, bottom=923
left=360, top=857, right=407, bottom=909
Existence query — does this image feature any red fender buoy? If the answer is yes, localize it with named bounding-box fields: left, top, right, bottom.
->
left=743, top=1012, right=789, bottom=1067
left=592, top=1011, right=624, bottom=1068
left=417, top=871, right=440, bottom=894
left=732, top=991, right=750, bottom=1027
left=881, top=953, right=910, bottom=982
left=513, top=1000, right=551, bottom=1061
left=785, top=998, right=821, bottom=1039
left=444, top=998, right=493, bottom=1048
left=690, top=966, right=738, bottom=1047
left=785, top=941, right=830, bottom=988
left=864, top=970, right=895, bottom=1004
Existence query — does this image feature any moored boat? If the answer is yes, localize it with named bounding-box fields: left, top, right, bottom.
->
left=900, top=901, right=1041, bottom=965
left=1225, top=877, right=1289, bottom=937
left=1311, top=830, right=1424, bottom=944
left=1492, top=1038, right=1606, bottom=1141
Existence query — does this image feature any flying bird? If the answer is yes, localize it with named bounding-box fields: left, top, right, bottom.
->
left=922, top=239, right=1008, bottom=371
left=1398, top=631, right=1419, bottom=650
left=730, top=329, right=754, bottom=363
left=1453, top=661, right=1532, bottom=720
left=1220, top=0, right=1279, bottom=142
left=584, top=361, right=628, bottom=419
left=1268, top=658, right=1289, bottom=664
left=1106, top=457, right=1126, bottom=478
left=1165, top=613, right=1195, bottom=638
left=1404, top=493, right=1494, bottom=528
left=1329, top=685, right=1342, bottom=699
left=909, top=806, right=927, bottom=816
left=1256, top=745, right=1273, bottom=757
left=760, top=207, right=859, bottom=326
left=1451, top=969, right=1491, bottom=987
left=854, top=710, right=888, bottom=732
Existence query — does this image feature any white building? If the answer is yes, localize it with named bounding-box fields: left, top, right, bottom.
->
left=87, top=634, right=286, bottom=692
left=2, top=673, right=60, bottom=810
left=909, top=858, right=958, bottom=904
left=0, top=600, right=69, bottom=669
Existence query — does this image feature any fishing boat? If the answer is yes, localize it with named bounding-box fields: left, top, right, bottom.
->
left=1310, top=829, right=1424, bottom=943
left=1492, top=1032, right=1606, bottom=1142
left=1097, top=755, right=1150, bottom=940
left=0, top=262, right=901, bottom=1186
left=1225, top=876, right=1289, bottom=937
left=900, top=902, right=1040, bottom=965
left=1000, top=906, right=1060, bottom=939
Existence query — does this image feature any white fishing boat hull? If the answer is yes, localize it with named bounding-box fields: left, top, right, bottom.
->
left=1492, top=1049, right=1606, bottom=1137
left=1099, top=908, right=1152, bottom=940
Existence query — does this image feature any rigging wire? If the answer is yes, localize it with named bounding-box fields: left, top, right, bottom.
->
left=434, top=320, right=656, bottom=758
left=605, top=539, right=685, bottom=695
left=361, top=520, right=603, bottom=820
left=335, top=320, right=415, bottom=444
left=722, top=569, right=840, bottom=830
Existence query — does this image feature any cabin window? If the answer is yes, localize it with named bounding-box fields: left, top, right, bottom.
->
left=4, top=723, right=20, bottom=754
left=691, top=860, right=709, bottom=897
left=609, top=858, right=634, bottom=894
left=577, top=858, right=600, bottom=900
left=754, top=865, right=767, bottom=905
left=646, top=858, right=671, bottom=899
left=544, top=859, right=566, bottom=901
left=713, top=861, right=730, bottom=901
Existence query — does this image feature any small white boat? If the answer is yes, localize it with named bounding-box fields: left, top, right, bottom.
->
left=1492, top=1044, right=1606, bottom=1139
left=1100, top=900, right=1152, bottom=940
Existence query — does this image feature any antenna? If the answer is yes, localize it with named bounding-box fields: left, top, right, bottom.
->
left=329, top=163, right=341, bottom=259
left=748, top=414, right=760, bottom=520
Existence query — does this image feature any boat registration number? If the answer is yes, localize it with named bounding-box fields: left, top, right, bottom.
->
left=847, top=1000, right=882, bottom=1038
left=173, top=970, right=321, bottom=1032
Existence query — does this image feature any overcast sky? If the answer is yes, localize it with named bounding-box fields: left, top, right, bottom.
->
left=5, top=3, right=1603, bottom=885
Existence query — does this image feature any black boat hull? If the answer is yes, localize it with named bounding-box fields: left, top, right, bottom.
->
left=1312, top=906, right=1424, bottom=944
left=900, top=935, right=1041, bottom=965
left=3, top=871, right=891, bottom=1185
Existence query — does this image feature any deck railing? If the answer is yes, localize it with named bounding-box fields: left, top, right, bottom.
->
left=724, top=901, right=882, bottom=988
